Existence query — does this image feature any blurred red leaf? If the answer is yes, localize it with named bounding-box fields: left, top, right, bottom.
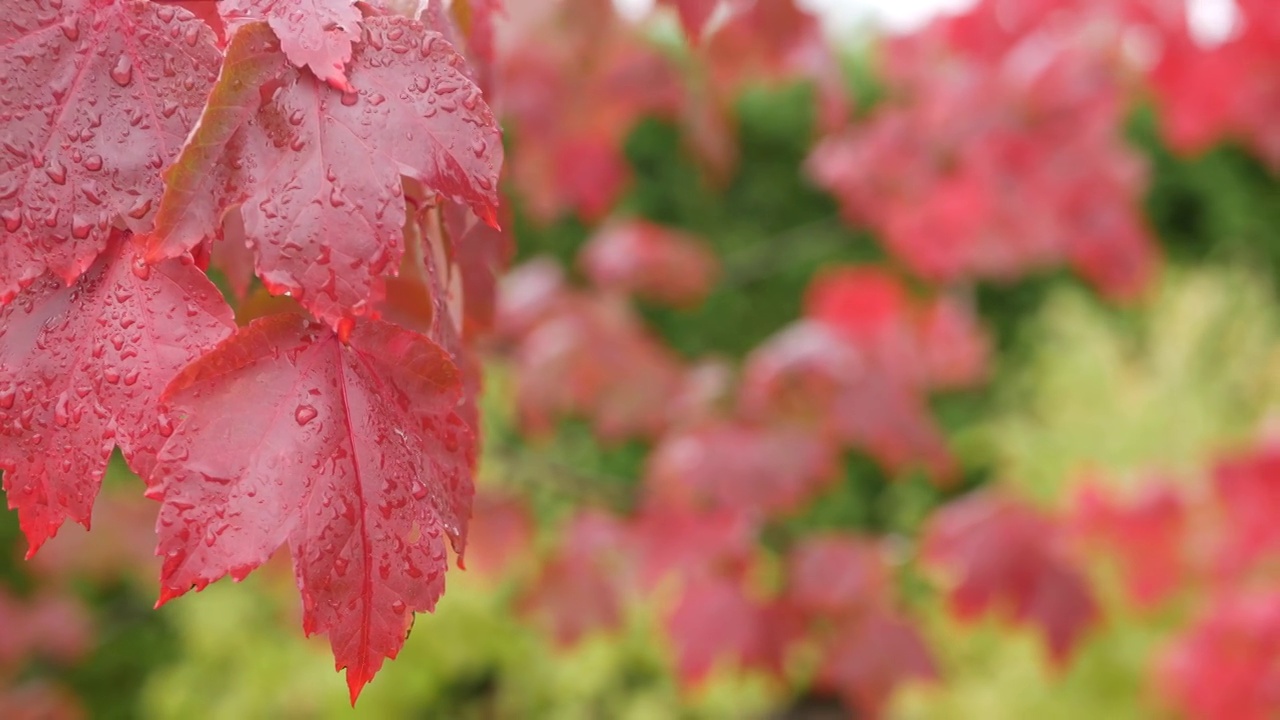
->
left=579, top=221, right=720, bottom=307
left=646, top=420, right=838, bottom=517
left=520, top=511, right=632, bottom=645
left=665, top=575, right=799, bottom=684
left=1159, top=591, right=1280, bottom=720
left=1212, top=443, right=1280, bottom=579
left=463, top=490, right=535, bottom=578
left=924, top=493, right=1100, bottom=663
left=815, top=611, right=937, bottom=718
left=786, top=535, right=890, bottom=620
left=1072, top=480, right=1188, bottom=608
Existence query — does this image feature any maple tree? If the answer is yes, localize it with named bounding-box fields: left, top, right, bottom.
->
left=4, top=0, right=1280, bottom=715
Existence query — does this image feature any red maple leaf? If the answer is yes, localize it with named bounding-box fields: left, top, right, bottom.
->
left=578, top=220, right=720, bottom=307
left=150, top=17, right=502, bottom=325
left=632, top=504, right=755, bottom=589
left=0, top=0, right=221, bottom=302
left=463, top=489, right=534, bottom=578
left=815, top=611, right=938, bottom=717
left=1212, top=443, right=1280, bottom=580
left=740, top=320, right=957, bottom=480
left=498, top=0, right=683, bottom=222
left=1072, top=479, right=1187, bottom=608
left=665, top=575, right=799, bottom=683
left=658, top=0, right=722, bottom=41
left=1159, top=591, right=1280, bottom=720
left=645, top=420, right=838, bottom=517
left=808, top=2, right=1158, bottom=300
left=736, top=267, right=987, bottom=481
left=924, top=492, right=1100, bottom=663
left=0, top=589, right=93, bottom=670
left=0, top=232, right=234, bottom=555
left=786, top=535, right=890, bottom=620
left=508, top=292, right=684, bottom=441
left=518, top=510, right=633, bottom=645
left=443, top=201, right=513, bottom=340
left=1151, top=0, right=1280, bottom=171
left=147, top=313, right=475, bottom=701
left=219, top=0, right=362, bottom=90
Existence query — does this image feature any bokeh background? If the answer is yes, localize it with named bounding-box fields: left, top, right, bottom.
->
left=5, top=0, right=1280, bottom=718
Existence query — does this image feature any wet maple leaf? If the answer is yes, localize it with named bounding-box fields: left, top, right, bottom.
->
left=150, top=18, right=502, bottom=325
left=147, top=313, right=475, bottom=701
left=220, top=0, right=362, bottom=90
left=924, top=493, right=1100, bottom=663
left=0, top=0, right=221, bottom=303
left=0, top=232, right=234, bottom=555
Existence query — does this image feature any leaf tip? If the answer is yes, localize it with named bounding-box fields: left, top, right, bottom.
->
left=154, top=585, right=184, bottom=609
left=346, top=669, right=371, bottom=706
left=477, top=204, right=501, bottom=232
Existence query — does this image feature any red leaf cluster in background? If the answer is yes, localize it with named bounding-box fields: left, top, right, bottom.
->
left=1151, top=0, right=1280, bottom=170
left=808, top=0, right=1158, bottom=299
left=516, top=503, right=936, bottom=718
left=496, top=0, right=683, bottom=222
left=740, top=268, right=988, bottom=481
left=1066, top=439, right=1280, bottom=720
left=1, top=0, right=505, bottom=700
left=924, top=493, right=1100, bottom=663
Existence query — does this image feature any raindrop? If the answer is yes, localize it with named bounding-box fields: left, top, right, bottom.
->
left=131, top=257, right=151, bottom=280
left=44, top=160, right=67, bottom=185
left=295, top=404, right=318, bottom=425
left=110, top=54, right=133, bottom=87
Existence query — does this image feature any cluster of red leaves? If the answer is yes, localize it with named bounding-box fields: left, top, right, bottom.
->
left=1067, top=439, right=1280, bottom=720
left=1, top=0, right=508, bottom=701
left=496, top=226, right=986, bottom=713
left=495, top=0, right=847, bottom=222
left=740, top=268, right=988, bottom=482
left=515, top=505, right=935, bottom=718
left=495, top=0, right=683, bottom=223
left=808, top=0, right=1161, bottom=299
left=924, top=493, right=1100, bottom=663
left=1151, top=0, right=1280, bottom=171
